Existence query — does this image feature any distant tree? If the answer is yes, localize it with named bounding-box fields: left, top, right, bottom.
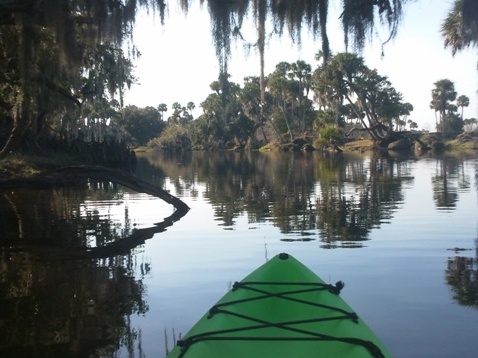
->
left=312, top=53, right=408, bottom=147
left=168, top=102, right=183, bottom=125
left=149, top=124, right=192, bottom=151
left=430, top=79, right=457, bottom=132
left=444, top=111, right=464, bottom=134
left=314, top=109, right=339, bottom=130
left=289, top=60, right=313, bottom=132
left=407, top=119, right=418, bottom=130
left=79, top=98, right=121, bottom=142
left=238, top=76, right=272, bottom=143
left=268, top=62, right=296, bottom=140
left=167, top=102, right=194, bottom=126
left=187, top=102, right=196, bottom=117
left=157, top=103, right=168, bottom=121
left=118, top=105, right=165, bottom=147
left=457, top=95, right=470, bottom=119
left=398, top=102, right=414, bottom=131
left=195, top=78, right=254, bottom=149
left=268, top=61, right=315, bottom=141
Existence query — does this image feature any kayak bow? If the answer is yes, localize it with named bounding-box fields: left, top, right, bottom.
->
left=166, top=253, right=391, bottom=358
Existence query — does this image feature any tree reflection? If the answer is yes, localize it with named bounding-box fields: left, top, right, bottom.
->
left=0, top=251, right=150, bottom=357
left=445, top=239, right=478, bottom=309
left=432, top=155, right=472, bottom=210
left=0, top=182, right=127, bottom=246
left=441, top=149, right=478, bottom=305
left=0, top=171, right=188, bottom=357
left=315, top=153, right=409, bottom=245
left=138, top=151, right=413, bottom=246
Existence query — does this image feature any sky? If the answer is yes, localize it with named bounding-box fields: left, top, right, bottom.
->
left=124, top=0, right=478, bottom=131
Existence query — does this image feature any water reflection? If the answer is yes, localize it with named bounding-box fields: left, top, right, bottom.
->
left=432, top=156, right=472, bottom=210
left=0, top=252, right=148, bottom=357
left=0, top=172, right=188, bottom=258
left=1, top=152, right=477, bottom=357
left=0, top=174, right=188, bottom=357
left=138, top=151, right=413, bottom=245
left=0, top=182, right=130, bottom=247
left=446, top=239, right=478, bottom=309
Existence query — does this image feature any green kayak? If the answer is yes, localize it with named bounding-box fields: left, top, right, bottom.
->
left=166, top=253, right=391, bottom=358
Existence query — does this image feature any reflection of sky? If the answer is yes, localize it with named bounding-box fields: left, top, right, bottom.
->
left=120, top=157, right=478, bottom=358
left=80, top=191, right=175, bottom=229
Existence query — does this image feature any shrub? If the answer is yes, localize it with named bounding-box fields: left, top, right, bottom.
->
left=147, top=125, right=192, bottom=151
left=314, top=125, right=344, bottom=148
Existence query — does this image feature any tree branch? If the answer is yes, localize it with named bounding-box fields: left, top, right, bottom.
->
left=40, top=74, right=82, bottom=108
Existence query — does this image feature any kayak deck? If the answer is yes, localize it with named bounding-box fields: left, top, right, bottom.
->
left=166, top=253, right=391, bottom=358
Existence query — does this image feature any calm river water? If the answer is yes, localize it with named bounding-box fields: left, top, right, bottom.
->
left=1, top=150, right=477, bottom=358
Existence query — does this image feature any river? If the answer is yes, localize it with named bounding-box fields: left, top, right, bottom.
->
left=1, top=150, right=477, bottom=358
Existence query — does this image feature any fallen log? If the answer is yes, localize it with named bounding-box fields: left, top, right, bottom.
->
left=0, top=165, right=190, bottom=259
left=0, top=165, right=189, bottom=212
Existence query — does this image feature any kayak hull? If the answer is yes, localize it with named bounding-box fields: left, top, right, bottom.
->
left=166, top=253, right=391, bottom=358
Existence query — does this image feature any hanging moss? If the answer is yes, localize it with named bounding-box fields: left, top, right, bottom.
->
left=341, top=0, right=404, bottom=51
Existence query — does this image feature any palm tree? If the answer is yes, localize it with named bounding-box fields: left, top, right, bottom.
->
left=187, top=101, right=196, bottom=117
left=180, top=0, right=405, bottom=122
left=1, top=1, right=407, bottom=157
left=407, top=119, right=418, bottom=130
left=456, top=95, right=470, bottom=119
left=157, top=103, right=168, bottom=121
left=169, top=102, right=182, bottom=124
left=442, top=0, right=478, bottom=55
left=430, top=79, right=457, bottom=132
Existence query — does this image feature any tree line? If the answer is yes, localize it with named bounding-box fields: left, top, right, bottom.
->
left=0, top=0, right=477, bottom=159
left=117, top=54, right=475, bottom=152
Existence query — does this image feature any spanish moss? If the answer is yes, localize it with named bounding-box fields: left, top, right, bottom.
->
left=341, top=0, right=405, bottom=51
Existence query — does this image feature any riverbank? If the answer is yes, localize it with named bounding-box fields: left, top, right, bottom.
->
left=2, top=133, right=478, bottom=180
left=0, top=152, right=76, bottom=179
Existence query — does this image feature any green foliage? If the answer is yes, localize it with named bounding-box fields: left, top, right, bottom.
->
left=168, top=102, right=194, bottom=126
left=230, top=113, right=256, bottom=148
left=148, top=125, right=192, bottom=152
left=315, top=125, right=345, bottom=147
left=443, top=111, right=464, bottom=135
left=0, top=1, right=163, bottom=157
left=116, top=105, right=166, bottom=147
left=270, top=107, right=288, bottom=133
left=312, top=52, right=407, bottom=143
left=267, top=61, right=315, bottom=140
left=442, top=0, right=478, bottom=56
left=430, top=79, right=467, bottom=135
left=194, top=77, right=256, bottom=149
left=189, top=114, right=220, bottom=150
left=314, top=108, right=337, bottom=130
